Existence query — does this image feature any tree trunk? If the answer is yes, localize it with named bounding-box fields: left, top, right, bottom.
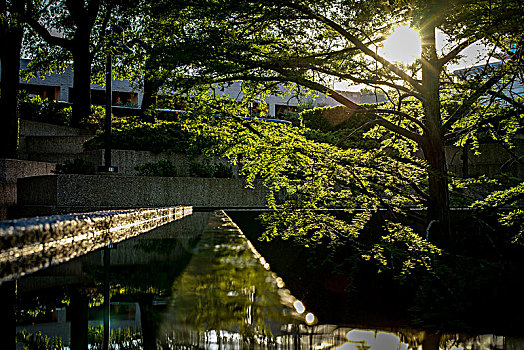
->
left=420, top=14, right=451, bottom=242
left=0, top=24, right=23, bottom=158
left=140, top=74, right=160, bottom=123
left=70, top=42, right=92, bottom=128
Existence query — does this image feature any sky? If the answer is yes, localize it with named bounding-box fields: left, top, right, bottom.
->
left=335, top=26, right=495, bottom=91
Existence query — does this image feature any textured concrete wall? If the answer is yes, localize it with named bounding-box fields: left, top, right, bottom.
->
left=17, top=175, right=58, bottom=206
left=0, top=206, right=192, bottom=283
left=17, top=175, right=267, bottom=210
left=0, top=159, right=56, bottom=220
left=19, top=119, right=85, bottom=137
left=25, top=135, right=94, bottom=155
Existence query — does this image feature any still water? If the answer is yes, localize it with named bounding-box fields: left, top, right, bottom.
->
left=13, top=211, right=524, bottom=349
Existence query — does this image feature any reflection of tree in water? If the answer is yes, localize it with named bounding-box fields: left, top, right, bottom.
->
left=159, top=213, right=301, bottom=348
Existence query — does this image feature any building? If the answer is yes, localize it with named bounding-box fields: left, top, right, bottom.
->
left=14, top=59, right=386, bottom=116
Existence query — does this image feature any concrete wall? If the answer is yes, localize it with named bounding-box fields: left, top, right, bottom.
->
left=0, top=159, right=56, bottom=220
left=0, top=158, right=56, bottom=183
left=17, top=175, right=267, bottom=210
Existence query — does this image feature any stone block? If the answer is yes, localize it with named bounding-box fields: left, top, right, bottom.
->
left=19, top=119, right=88, bottom=137
left=17, top=176, right=58, bottom=206
left=84, top=149, right=238, bottom=177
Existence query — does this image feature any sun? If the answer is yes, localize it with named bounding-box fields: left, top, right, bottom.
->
left=380, top=25, right=421, bottom=64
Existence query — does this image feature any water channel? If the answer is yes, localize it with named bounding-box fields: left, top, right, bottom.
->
left=11, top=211, right=524, bottom=349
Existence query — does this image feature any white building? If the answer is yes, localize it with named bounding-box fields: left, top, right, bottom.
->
left=14, top=59, right=386, bottom=116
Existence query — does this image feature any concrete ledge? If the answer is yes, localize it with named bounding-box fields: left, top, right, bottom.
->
left=18, top=175, right=268, bottom=209
left=0, top=206, right=192, bottom=283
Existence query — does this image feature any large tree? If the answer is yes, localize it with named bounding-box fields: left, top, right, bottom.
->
left=0, top=0, right=24, bottom=158
left=23, top=0, right=119, bottom=127
left=156, top=0, right=523, bottom=242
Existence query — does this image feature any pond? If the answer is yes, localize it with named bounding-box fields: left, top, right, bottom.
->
left=11, top=211, right=524, bottom=349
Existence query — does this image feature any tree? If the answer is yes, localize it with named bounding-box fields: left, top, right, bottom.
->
left=23, top=0, right=119, bottom=127
left=0, top=0, right=24, bottom=158
left=155, top=0, right=524, bottom=242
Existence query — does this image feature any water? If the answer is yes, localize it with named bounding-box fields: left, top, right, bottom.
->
left=11, top=211, right=524, bottom=349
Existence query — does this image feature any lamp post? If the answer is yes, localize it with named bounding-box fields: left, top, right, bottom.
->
left=99, top=25, right=129, bottom=173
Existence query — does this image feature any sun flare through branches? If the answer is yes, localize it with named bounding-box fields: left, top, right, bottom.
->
left=380, top=25, right=421, bottom=65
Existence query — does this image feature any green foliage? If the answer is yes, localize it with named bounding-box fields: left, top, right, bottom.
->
left=19, top=95, right=69, bottom=126
left=364, top=221, right=442, bottom=276
left=135, top=160, right=179, bottom=177
left=189, top=161, right=234, bottom=178
left=87, top=325, right=142, bottom=350
left=84, top=117, right=220, bottom=155
left=52, top=159, right=95, bottom=175
left=473, top=181, right=524, bottom=243
left=16, top=330, right=65, bottom=350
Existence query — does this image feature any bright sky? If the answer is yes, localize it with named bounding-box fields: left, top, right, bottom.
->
left=335, top=25, right=494, bottom=91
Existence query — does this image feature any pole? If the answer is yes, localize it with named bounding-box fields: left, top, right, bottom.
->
left=103, top=246, right=111, bottom=350
left=104, top=52, right=113, bottom=171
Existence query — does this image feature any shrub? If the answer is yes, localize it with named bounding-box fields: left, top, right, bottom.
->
left=135, top=160, right=179, bottom=177
left=84, top=118, right=218, bottom=155
left=189, top=161, right=234, bottom=178
left=52, top=159, right=95, bottom=174
left=19, top=95, right=69, bottom=126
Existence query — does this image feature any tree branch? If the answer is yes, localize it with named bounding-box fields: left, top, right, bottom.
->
left=437, top=39, right=472, bottom=68
left=443, top=45, right=523, bottom=131
left=365, top=108, right=427, bottom=133
left=284, top=1, right=424, bottom=93
left=487, top=90, right=524, bottom=111
left=24, top=16, right=72, bottom=49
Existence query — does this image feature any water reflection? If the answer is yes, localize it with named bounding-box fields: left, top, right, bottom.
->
left=10, top=211, right=524, bottom=349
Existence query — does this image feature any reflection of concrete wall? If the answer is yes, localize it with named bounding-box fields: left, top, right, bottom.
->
left=17, top=175, right=267, bottom=210
left=0, top=206, right=192, bottom=283
left=109, top=213, right=210, bottom=265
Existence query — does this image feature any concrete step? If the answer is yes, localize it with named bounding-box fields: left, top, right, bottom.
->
left=24, top=135, right=94, bottom=155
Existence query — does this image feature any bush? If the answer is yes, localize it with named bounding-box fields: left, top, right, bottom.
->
left=300, top=105, right=370, bottom=131
left=52, top=159, right=95, bottom=174
left=19, top=95, right=69, bottom=126
left=135, top=160, right=179, bottom=177
left=84, top=118, right=218, bottom=155
left=190, top=161, right=234, bottom=178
